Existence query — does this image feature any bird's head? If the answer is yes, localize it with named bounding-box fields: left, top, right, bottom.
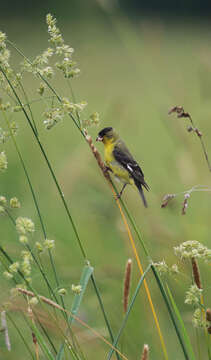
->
left=96, top=127, right=119, bottom=144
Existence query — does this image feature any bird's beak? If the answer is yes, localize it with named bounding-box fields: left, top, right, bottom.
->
left=96, top=136, right=103, bottom=142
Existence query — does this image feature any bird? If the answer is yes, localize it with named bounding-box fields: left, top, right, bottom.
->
left=96, top=127, right=149, bottom=207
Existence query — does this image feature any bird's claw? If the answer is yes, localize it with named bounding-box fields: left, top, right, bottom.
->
left=115, top=193, right=122, bottom=200
left=105, top=166, right=112, bottom=173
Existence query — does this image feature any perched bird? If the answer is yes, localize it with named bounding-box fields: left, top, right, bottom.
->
left=96, top=127, right=149, bottom=207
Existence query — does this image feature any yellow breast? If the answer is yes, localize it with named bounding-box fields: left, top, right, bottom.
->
left=104, top=141, right=132, bottom=184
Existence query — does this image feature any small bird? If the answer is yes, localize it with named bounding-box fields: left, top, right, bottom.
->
left=96, top=127, right=149, bottom=207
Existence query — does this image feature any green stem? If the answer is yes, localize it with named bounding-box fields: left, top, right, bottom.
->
left=108, top=263, right=152, bottom=360
left=91, top=274, right=121, bottom=360
left=151, top=265, right=190, bottom=360
left=7, top=313, right=35, bottom=360
left=18, top=79, right=38, bottom=136
left=1, top=110, right=62, bottom=302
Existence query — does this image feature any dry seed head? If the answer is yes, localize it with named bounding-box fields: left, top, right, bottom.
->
left=168, top=105, right=190, bottom=119
left=123, top=259, right=132, bottom=314
left=191, top=257, right=202, bottom=289
left=182, top=193, right=190, bottom=215
left=141, top=344, right=149, bottom=360
left=206, top=308, right=211, bottom=323
left=84, top=130, right=110, bottom=180
left=161, top=193, right=175, bottom=208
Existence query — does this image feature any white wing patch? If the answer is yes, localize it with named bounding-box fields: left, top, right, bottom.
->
left=127, top=164, right=133, bottom=172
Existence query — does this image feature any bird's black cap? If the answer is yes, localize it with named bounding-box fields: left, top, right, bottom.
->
left=98, top=127, right=113, bottom=137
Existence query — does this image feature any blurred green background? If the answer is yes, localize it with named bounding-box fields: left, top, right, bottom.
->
left=1, top=1, right=211, bottom=359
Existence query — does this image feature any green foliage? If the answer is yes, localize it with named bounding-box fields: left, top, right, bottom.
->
left=0, top=11, right=211, bottom=360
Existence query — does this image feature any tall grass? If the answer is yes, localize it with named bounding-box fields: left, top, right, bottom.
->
left=0, top=12, right=211, bottom=360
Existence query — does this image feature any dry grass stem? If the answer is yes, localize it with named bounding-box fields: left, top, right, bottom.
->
left=84, top=130, right=111, bottom=181
left=191, top=257, right=202, bottom=289
left=169, top=105, right=211, bottom=172
left=123, top=259, right=132, bottom=314
left=17, top=288, right=129, bottom=360
left=161, top=194, right=175, bottom=208
left=182, top=193, right=190, bottom=215
left=141, top=344, right=149, bottom=360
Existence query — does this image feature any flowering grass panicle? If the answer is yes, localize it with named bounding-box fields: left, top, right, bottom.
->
left=46, top=13, right=80, bottom=79
left=71, top=284, right=82, bottom=294
left=0, top=151, right=8, bottom=171
left=153, top=260, right=178, bottom=276
left=185, top=284, right=202, bottom=306
left=9, top=262, right=19, bottom=273
left=58, top=288, right=67, bottom=296
left=192, top=308, right=207, bottom=329
left=174, top=240, right=211, bottom=262
left=16, top=217, right=35, bottom=235
left=10, top=197, right=21, bottom=209
left=43, top=239, right=55, bottom=249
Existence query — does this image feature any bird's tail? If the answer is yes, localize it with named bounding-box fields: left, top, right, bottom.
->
left=134, top=179, right=148, bottom=208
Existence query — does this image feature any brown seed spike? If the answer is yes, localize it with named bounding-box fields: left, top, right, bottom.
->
left=206, top=308, right=211, bottom=323
left=191, top=257, right=202, bottom=289
left=123, top=259, right=132, bottom=314
left=141, top=344, right=149, bottom=360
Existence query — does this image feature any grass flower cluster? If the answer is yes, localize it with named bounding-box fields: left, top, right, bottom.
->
left=0, top=12, right=211, bottom=360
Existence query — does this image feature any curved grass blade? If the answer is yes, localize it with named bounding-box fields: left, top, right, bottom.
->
left=166, top=284, right=196, bottom=360
left=56, top=265, right=93, bottom=360
left=107, top=263, right=152, bottom=360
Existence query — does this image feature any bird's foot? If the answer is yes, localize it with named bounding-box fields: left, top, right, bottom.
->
left=105, top=166, right=112, bottom=173
left=115, top=192, right=122, bottom=200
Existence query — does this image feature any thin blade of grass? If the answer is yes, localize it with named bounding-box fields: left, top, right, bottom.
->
left=30, top=321, right=55, bottom=360
left=1, top=58, right=119, bottom=359
left=56, top=265, right=93, bottom=360
left=166, top=284, right=196, bottom=360
left=151, top=265, right=190, bottom=360
left=108, top=263, right=152, bottom=360
left=109, top=184, right=168, bottom=360
left=7, top=313, right=35, bottom=360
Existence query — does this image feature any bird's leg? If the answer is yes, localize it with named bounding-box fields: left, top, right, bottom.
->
left=117, top=183, right=127, bottom=199
left=105, top=166, right=113, bottom=172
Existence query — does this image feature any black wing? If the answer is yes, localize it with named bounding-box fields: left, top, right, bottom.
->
left=113, top=142, right=149, bottom=191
